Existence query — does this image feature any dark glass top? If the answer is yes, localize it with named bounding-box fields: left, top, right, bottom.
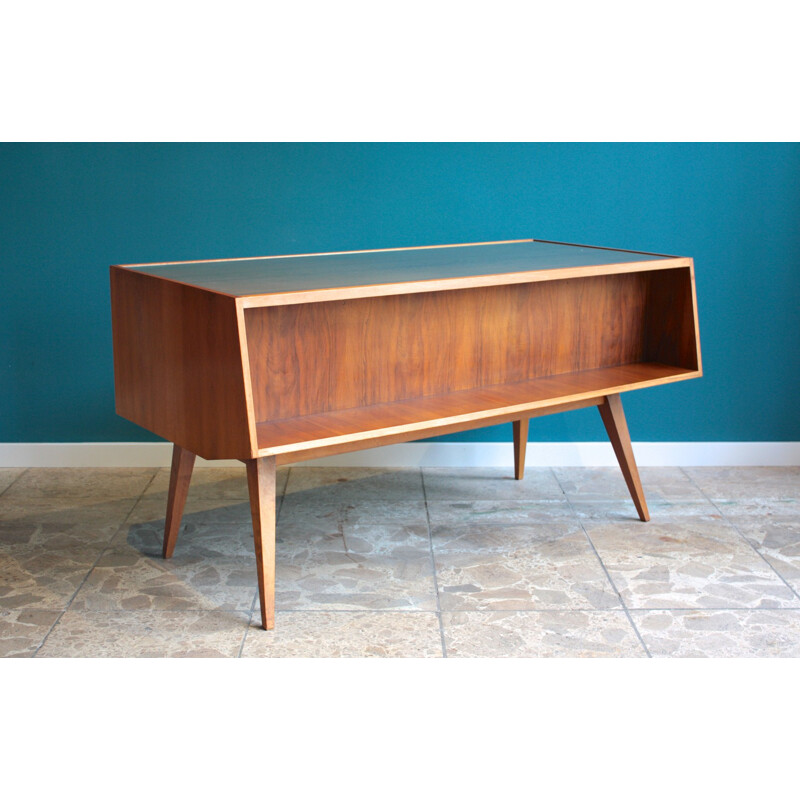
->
left=122, top=240, right=674, bottom=297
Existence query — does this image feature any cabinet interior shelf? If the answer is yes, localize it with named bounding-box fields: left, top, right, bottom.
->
left=256, top=361, right=698, bottom=459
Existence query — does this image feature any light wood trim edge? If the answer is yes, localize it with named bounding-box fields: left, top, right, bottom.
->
left=688, top=259, right=704, bottom=375
left=235, top=298, right=260, bottom=458
left=275, top=398, right=602, bottom=465
left=258, top=369, right=701, bottom=458
left=240, top=258, right=693, bottom=309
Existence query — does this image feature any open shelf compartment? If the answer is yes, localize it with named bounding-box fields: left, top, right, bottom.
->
left=246, top=265, right=701, bottom=462
left=255, top=362, right=699, bottom=458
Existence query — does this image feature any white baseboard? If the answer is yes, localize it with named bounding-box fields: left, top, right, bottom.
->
left=0, top=441, right=798, bottom=468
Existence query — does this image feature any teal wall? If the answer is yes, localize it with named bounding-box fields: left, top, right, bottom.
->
left=1, top=143, right=799, bottom=444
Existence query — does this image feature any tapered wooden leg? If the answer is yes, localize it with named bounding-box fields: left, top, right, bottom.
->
left=163, top=444, right=196, bottom=558
left=598, top=394, right=650, bottom=522
left=246, top=456, right=277, bottom=630
left=512, top=418, right=529, bottom=480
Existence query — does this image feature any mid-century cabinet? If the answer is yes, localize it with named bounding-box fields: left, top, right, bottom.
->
left=110, top=239, right=702, bottom=629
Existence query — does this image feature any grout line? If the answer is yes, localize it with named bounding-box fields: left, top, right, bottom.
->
left=245, top=608, right=441, bottom=614
left=0, top=467, right=30, bottom=500
left=680, top=467, right=800, bottom=603
left=31, top=469, right=161, bottom=657
left=551, top=468, right=653, bottom=658
left=622, top=607, right=800, bottom=612
left=24, top=606, right=800, bottom=615
left=421, top=468, right=448, bottom=658
left=237, top=591, right=259, bottom=658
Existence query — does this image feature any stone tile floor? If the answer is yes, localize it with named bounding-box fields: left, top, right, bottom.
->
left=1, top=465, right=799, bottom=657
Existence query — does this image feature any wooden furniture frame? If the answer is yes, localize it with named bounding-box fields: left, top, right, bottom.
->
left=110, top=239, right=702, bottom=630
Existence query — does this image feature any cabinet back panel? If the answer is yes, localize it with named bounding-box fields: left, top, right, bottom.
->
left=245, top=270, right=690, bottom=422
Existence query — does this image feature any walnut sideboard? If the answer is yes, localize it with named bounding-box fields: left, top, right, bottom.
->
left=110, top=239, right=702, bottom=630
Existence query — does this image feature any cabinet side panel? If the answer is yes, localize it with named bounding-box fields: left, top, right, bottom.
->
left=644, top=267, right=700, bottom=370
left=110, top=267, right=253, bottom=460
left=246, top=272, right=652, bottom=422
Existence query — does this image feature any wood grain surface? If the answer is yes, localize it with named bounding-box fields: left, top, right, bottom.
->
left=644, top=266, right=701, bottom=370
left=246, top=456, right=277, bottom=631
left=162, top=444, right=196, bottom=558
left=245, top=270, right=691, bottom=423
left=599, top=394, right=650, bottom=521
left=513, top=418, right=529, bottom=480
left=110, top=266, right=254, bottom=460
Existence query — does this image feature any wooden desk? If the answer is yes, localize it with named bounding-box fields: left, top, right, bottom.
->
left=110, top=239, right=702, bottom=630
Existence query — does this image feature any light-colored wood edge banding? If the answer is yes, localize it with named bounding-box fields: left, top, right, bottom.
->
left=234, top=298, right=260, bottom=458
left=273, top=398, right=602, bottom=465
left=688, top=260, right=703, bottom=375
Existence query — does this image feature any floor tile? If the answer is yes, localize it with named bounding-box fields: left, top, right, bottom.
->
left=132, top=499, right=256, bottom=526
left=273, top=550, right=437, bottom=612
left=632, top=609, right=800, bottom=657
left=0, top=608, right=60, bottom=657
left=2, top=468, right=156, bottom=502
left=431, top=520, right=585, bottom=552
left=683, top=467, right=800, bottom=501
left=114, top=518, right=255, bottom=559
left=442, top=610, right=646, bottom=657
left=278, top=519, right=430, bottom=559
left=426, top=498, right=574, bottom=527
left=128, top=466, right=287, bottom=525
left=241, top=611, right=443, bottom=657
left=584, top=517, right=798, bottom=609
left=0, top=543, right=106, bottom=611
left=431, top=522, right=619, bottom=611
left=69, top=546, right=257, bottom=612
left=724, top=514, right=800, bottom=597
left=570, top=499, right=721, bottom=523
left=279, top=496, right=429, bottom=528
left=0, top=469, right=24, bottom=495
left=422, top=467, right=564, bottom=502
left=284, top=467, right=424, bottom=504
left=0, top=499, right=134, bottom=547
left=713, top=497, right=800, bottom=518
left=36, top=609, right=249, bottom=657
left=554, top=466, right=707, bottom=503
left=269, top=501, right=437, bottom=611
